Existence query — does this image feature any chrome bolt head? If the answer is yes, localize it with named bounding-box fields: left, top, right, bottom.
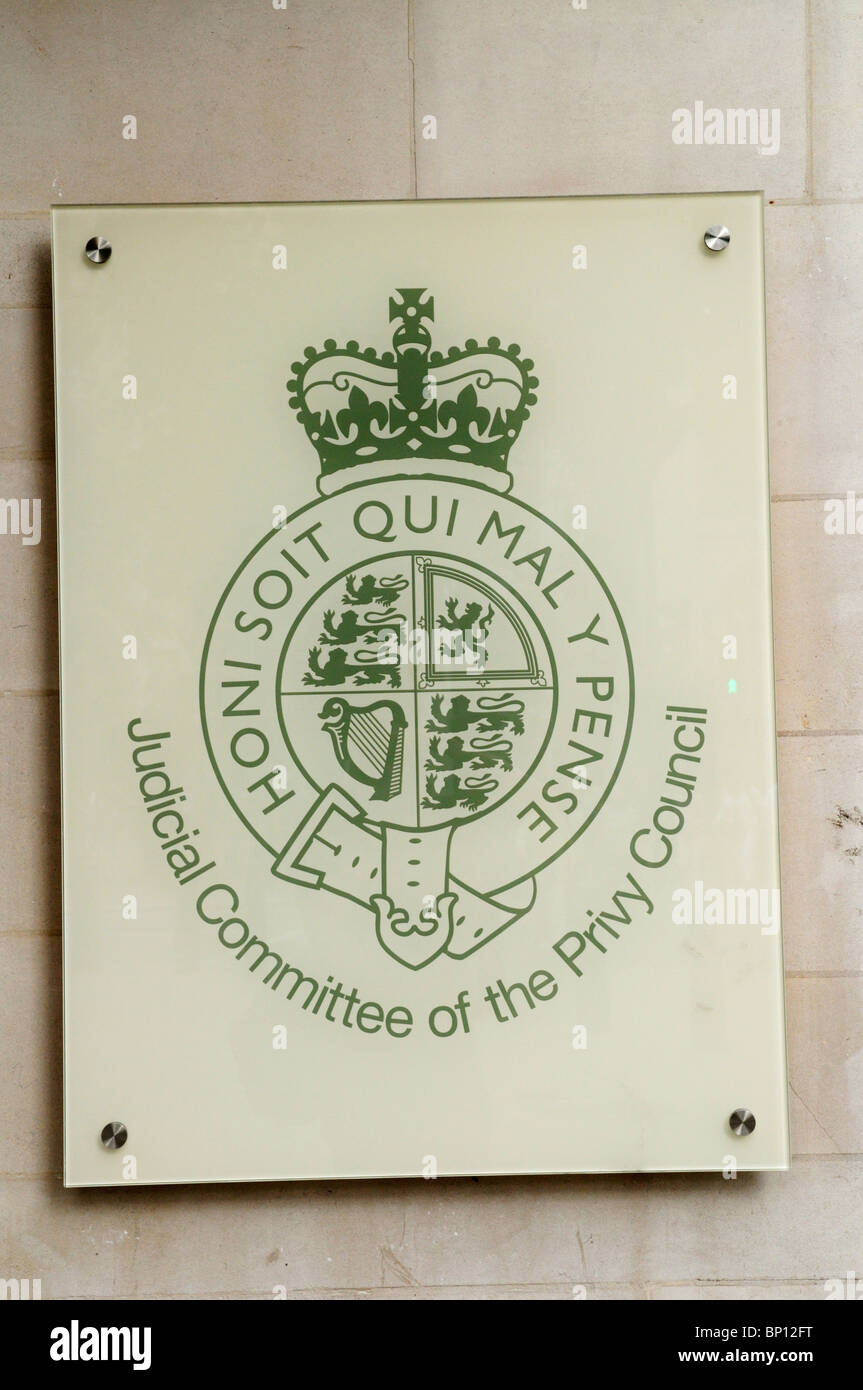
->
left=728, top=1107, right=756, bottom=1137
left=100, top=1121, right=128, bottom=1149
left=704, top=224, right=731, bottom=252
left=85, top=236, right=112, bottom=265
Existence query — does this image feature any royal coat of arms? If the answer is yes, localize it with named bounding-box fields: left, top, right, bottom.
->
left=201, top=289, right=633, bottom=969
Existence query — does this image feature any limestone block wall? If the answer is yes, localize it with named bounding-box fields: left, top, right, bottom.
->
left=0, top=0, right=859, bottom=1299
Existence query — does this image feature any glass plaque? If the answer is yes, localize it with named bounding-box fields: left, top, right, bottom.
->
left=53, top=194, right=788, bottom=1185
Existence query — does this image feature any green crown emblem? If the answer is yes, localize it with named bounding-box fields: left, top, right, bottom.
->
left=287, top=289, right=538, bottom=496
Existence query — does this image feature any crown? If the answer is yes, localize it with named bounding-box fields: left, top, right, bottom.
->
left=287, top=289, right=538, bottom=496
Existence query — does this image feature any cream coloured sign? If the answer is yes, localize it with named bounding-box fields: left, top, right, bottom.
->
left=53, top=195, right=788, bottom=1185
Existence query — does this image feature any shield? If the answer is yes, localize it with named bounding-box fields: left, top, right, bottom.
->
left=276, top=553, right=554, bottom=966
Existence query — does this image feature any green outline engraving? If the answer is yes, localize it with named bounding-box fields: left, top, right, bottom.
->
left=200, top=290, right=635, bottom=968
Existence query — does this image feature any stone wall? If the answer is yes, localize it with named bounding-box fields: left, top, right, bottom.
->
left=1, top=0, right=860, bottom=1299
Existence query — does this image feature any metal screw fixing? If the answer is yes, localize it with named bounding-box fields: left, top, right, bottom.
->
left=728, top=1108, right=756, bottom=1137
left=100, top=1121, right=128, bottom=1149
left=704, top=224, right=731, bottom=252
left=85, top=236, right=112, bottom=265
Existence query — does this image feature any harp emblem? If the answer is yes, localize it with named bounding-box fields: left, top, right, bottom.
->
left=319, top=697, right=408, bottom=802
